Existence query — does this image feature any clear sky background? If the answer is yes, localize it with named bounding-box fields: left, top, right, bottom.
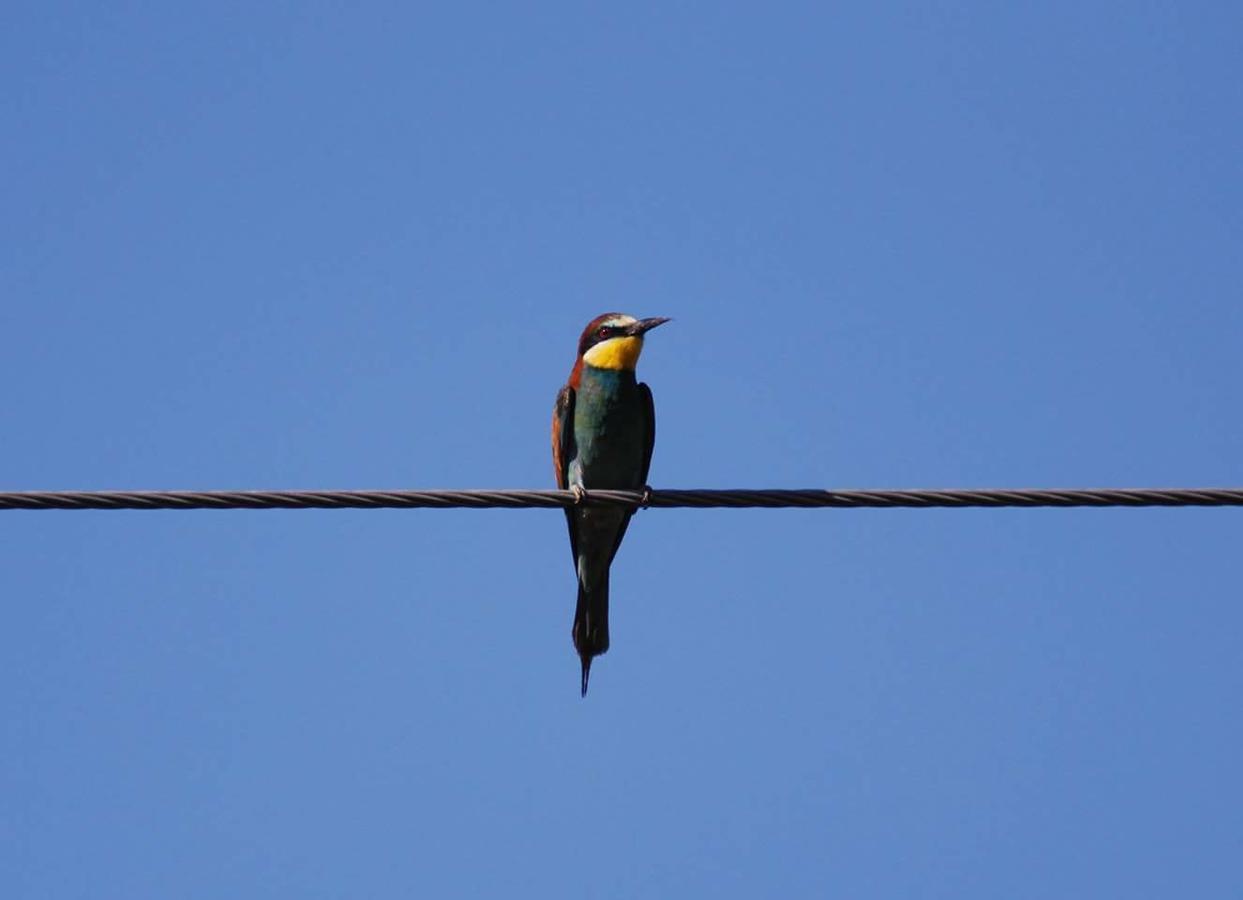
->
left=3, top=2, right=1241, bottom=897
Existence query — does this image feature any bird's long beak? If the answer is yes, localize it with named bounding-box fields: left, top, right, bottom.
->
left=628, top=316, right=672, bottom=336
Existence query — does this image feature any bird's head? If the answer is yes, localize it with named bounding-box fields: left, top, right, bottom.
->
left=576, top=313, right=671, bottom=371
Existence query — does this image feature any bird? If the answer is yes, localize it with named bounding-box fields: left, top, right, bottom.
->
left=552, top=313, right=670, bottom=696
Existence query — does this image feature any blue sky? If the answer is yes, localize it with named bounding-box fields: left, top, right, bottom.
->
left=3, top=2, right=1241, bottom=896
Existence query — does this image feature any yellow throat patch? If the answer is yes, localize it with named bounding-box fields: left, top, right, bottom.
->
left=582, top=335, right=644, bottom=370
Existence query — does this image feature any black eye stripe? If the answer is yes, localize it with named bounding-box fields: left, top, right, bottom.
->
left=578, top=320, right=635, bottom=355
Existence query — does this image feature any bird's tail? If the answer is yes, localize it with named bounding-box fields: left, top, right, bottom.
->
left=572, top=572, right=610, bottom=697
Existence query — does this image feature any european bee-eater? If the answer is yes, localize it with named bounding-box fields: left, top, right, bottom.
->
left=552, top=313, right=670, bottom=696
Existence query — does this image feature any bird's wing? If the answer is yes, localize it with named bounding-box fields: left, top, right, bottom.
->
left=637, top=381, right=656, bottom=486
left=552, top=384, right=578, bottom=560
left=604, top=382, right=656, bottom=566
left=552, top=384, right=576, bottom=489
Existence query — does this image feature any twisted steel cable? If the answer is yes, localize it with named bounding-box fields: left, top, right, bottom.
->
left=0, top=487, right=1241, bottom=511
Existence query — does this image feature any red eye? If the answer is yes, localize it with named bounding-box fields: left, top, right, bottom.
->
left=597, top=326, right=610, bottom=338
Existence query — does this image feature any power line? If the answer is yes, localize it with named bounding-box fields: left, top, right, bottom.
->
left=0, top=487, right=1240, bottom=511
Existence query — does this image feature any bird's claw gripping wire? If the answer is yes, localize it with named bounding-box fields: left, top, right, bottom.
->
left=571, top=485, right=588, bottom=505
left=640, top=485, right=654, bottom=509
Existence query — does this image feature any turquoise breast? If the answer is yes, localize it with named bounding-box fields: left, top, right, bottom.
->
left=569, top=365, right=647, bottom=489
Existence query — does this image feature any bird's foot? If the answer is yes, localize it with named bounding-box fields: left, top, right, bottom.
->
left=640, top=485, right=654, bottom=508
left=571, top=484, right=588, bottom=505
